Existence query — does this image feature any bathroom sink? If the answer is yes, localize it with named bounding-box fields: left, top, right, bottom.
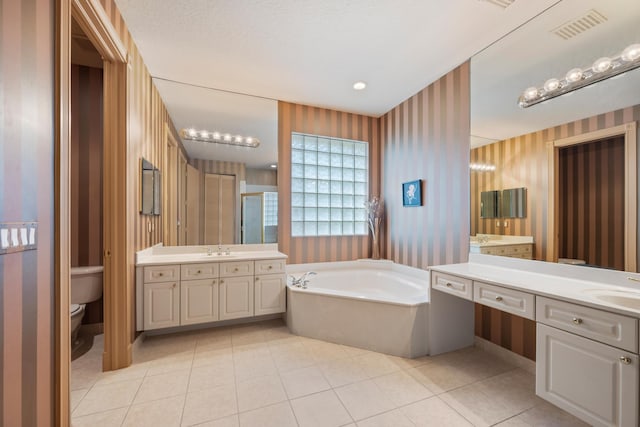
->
left=584, top=289, right=640, bottom=311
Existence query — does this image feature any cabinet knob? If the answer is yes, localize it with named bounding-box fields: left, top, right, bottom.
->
left=268, top=265, right=273, bottom=270
left=172, top=283, right=176, bottom=288
left=495, top=296, right=503, bottom=302
left=255, top=277, right=259, bottom=281
left=197, top=270, right=201, bottom=274
left=620, top=356, right=632, bottom=365
left=234, top=267, right=239, bottom=272
left=158, top=273, right=164, bottom=277
left=572, top=317, right=583, bottom=325
left=220, top=280, right=224, bottom=284
left=445, top=282, right=452, bottom=287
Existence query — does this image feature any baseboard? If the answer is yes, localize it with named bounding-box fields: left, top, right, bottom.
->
left=141, top=313, right=284, bottom=337
left=474, top=336, right=536, bottom=375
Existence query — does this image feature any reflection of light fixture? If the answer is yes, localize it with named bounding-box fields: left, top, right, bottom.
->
left=270, top=164, right=277, bottom=168
left=353, top=81, right=367, bottom=90
left=518, top=43, right=640, bottom=108
left=180, top=128, right=260, bottom=147
left=469, top=163, right=496, bottom=171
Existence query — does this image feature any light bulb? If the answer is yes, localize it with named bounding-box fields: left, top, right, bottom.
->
left=523, top=87, right=539, bottom=101
left=622, top=44, right=640, bottom=62
left=223, top=134, right=232, bottom=142
left=246, top=137, right=253, bottom=144
left=353, top=81, right=367, bottom=90
left=200, top=131, right=209, bottom=139
left=565, top=68, right=583, bottom=83
left=592, top=57, right=612, bottom=73
left=187, top=128, right=197, bottom=137
left=543, top=78, right=560, bottom=92
left=234, top=135, right=243, bottom=143
left=212, top=132, right=221, bottom=140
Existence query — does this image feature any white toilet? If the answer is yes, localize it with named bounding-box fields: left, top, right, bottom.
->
left=70, top=266, right=103, bottom=346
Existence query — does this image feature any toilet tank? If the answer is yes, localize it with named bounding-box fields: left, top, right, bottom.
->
left=71, top=266, right=103, bottom=304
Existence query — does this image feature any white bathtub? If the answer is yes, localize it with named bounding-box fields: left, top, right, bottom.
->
left=286, top=260, right=430, bottom=358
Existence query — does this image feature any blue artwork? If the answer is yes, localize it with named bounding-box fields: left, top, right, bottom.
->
left=402, top=180, right=422, bottom=207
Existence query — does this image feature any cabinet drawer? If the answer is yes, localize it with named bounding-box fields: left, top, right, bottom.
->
left=474, top=281, right=535, bottom=320
left=536, top=296, right=638, bottom=352
left=431, top=271, right=472, bottom=300
left=220, top=260, right=254, bottom=277
left=181, top=262, right=219, bottom=280
left=144, top=264, right=180, bottom=283
left=255, top=258, right=286, bottom=275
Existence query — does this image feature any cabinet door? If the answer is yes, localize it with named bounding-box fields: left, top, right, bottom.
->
left=144, top=282, right=180, bottom=330
left=536, top=323, right=639, bottom=427
left=255, top=274, right=286, bottom=315
left=181, top=279, right=219, bottom=325
left=219, top=276, right=254, bottom=320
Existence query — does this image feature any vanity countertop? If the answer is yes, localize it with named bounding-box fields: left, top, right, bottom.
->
left=136, top=243, right=287, bottom=266
left=430, top=253, right=640, bottom=318
left=469, top=234, right=533, bottom=248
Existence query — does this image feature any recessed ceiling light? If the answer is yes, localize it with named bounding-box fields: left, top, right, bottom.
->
left=353, top=81, right=367, bottom=90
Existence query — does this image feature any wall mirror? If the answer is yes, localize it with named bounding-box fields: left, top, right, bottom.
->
left=480, top=190, right=501, bottom=219
left=470, top=0, right=640, bottom=271
left=140, top=158, right=160, bottom=216
left=501, top=187, right=526, bottom=219
left=154, top=79, right=279, bottom=245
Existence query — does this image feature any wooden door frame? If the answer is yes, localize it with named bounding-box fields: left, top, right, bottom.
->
left=163, top=123, right=179, bottom=245
left=546, top=121, right=637, bottom=271
left=177, top=149, right=188, bottom=245
left=57, top=0, right=128, bottom=423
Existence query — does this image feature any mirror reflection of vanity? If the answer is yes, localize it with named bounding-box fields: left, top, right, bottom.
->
left=470, top=0, right=639, bottom=272
left=154, top=79, right=279, bottom=246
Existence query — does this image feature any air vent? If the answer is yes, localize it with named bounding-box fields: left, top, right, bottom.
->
left=481, top=0, right=515, bottom=9
left=551, top=9, right=608, bottom=40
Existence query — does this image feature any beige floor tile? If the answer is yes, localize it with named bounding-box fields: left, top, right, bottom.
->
left=133, top=369, right=190, bottom=404
left=334, top=379, right=397, bottom=421
left=70, top=369, right=102, bottom=391
left=355, top=408, right=415, bottom=427
left=494, top=401, right=589, bottom=426
left=386, top=354, right=432, bottom=370
left=280, top=365, right=331, bottom=399
left=146, top=351, right=195, bottom=376
left=439, top=369, right=540, bottom=426
left=71, top=407, right=128, bottom=427
left=234, top=355, right=278, bottom=382
left=352, top=353, right=400, bottom=378
left=304, top=340, right=350, bottom=363
left=407, top=360, right=477, bottom=394
left=319, top=358, right=369, bottom=388
left=70, top=388, right=89, bottom=412
left=94, top=362, right=150, bottom=386
left=373, top=370, right=433, bottom=406
left=195, top=335, right=233, bottom=352
left=236, top=374, right=288, bottom=412
left=72, top=378, right=142, bottom=417
left=238, top=401, right=298, bottom=427
left=122, top=395, right=185, bottom=427
left=181, top=384, right=238, bottom=427
left=189, top=362, right=236, bottom=392
left=270, top=341, right=316, bottom=372
left=401, top=397, right=472, bottom=427
left=341, top=345, right=375, bottom=358
left=193, top=414, right=239, bottom=427
left=193, top=347, right=233, bottom=368
left=291, top=390, right=353, bottom=427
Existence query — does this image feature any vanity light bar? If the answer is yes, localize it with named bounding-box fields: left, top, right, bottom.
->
left=518, top=43, right=640, bottom=108
left=470, top=163, right=496, bottom=171
left=180, top=128, right=260, bottom=148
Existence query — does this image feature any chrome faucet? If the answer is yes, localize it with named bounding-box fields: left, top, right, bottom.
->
left=217, top=244, right=223, bottom=255
left=206, top=246, right=214, bottom=256
left=289, top=271, right=317, bottom=288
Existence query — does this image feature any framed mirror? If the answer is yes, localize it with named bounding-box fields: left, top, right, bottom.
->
left=502, top=187, right=526, bottom=219
left=140, top=158, right=157, bottom=215
left=480, top=190, right=501, bottom=219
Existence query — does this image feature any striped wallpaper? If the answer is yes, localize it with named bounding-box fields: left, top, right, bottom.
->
left=1, top=0, right=55, bottom=425
left=380, top=62, right=471, bottom=269
left=471, top=104, right=640, bottom=264
left=559, top=137, right=625, bottom=270
left=190, top=159, right=246, bottom=244
left=471, top=103, right=640, bottom=360
left=277, top=102, right=381, bottom=264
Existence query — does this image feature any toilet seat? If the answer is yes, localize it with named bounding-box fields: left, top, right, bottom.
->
left=70, top=303, right=83, bottom=315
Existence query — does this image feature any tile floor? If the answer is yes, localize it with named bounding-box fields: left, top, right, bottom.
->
left=71, top=319, right=588, bottom=427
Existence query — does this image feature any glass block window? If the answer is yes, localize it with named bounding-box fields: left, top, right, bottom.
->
left=263, top=192, right=278, bottom=227
left=291, top=132, right=368, bottom=237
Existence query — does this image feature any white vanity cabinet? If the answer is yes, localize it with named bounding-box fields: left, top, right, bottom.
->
left=136, top=251, right=287, bottom=331
left=254, top=259, right=287, bottom=315
left=143, top=265, right=181, bottom=330
left=536, top=297, right=639, bottom=427
left=219, top=260, right=255, bottom=320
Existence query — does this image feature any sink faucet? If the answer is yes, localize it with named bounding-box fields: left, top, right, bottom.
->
left=290, top=271, right=317, bottom=288
left=217, top=244, right=223, bottom=255
left=206, top=247, right=213, bottom=256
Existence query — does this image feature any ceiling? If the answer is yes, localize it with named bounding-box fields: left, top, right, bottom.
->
left=113, top=0, right=562, bottom=164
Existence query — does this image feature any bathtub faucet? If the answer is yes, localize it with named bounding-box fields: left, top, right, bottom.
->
left=290, top=271, right=317, bottom=288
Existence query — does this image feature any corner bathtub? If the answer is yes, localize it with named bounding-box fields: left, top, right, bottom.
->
left=286, top=260, right=429, bottom=358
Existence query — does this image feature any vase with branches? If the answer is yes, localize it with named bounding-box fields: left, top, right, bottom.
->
left=364, top=196, right=384, bottom=260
